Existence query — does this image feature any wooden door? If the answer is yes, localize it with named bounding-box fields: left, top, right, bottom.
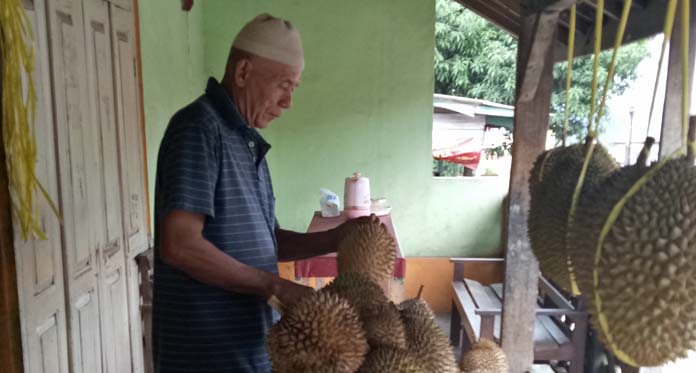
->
left=111, top=2, right=148, bottom=257
left=111, top=3, right=149, bottom=372
left=12, top=1, right=70, bottom=372
left=45, top=0, right=103, bottom=371
left=82, top=0, right=133, bottom=371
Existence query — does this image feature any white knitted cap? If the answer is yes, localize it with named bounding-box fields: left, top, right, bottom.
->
left=232, top=13, right=304, bottom=69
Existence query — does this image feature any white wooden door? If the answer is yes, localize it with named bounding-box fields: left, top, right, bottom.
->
left=45, top=0, right=103, bottom=371
left=16, top=0, right=148, bottom=372
left=12, top=1, right=70, bottom=372
left=111, top=2, right=148, bottom=257
left=82, top=0, right=134, bottom=372
left=111, top=4, right=149, bottom=372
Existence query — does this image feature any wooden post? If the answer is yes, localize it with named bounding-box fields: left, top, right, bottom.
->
left=659, top=0, right=696, bottom=159
left=501, top=10, right=559, bottom=372
left=0, top=53, right=24, bottom=373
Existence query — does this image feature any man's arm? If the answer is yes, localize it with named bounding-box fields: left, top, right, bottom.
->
left=275, top=228, right=338, bottom=262
left=275, top=215, right=379, bottom=262
left=160, top=209, right=312, bottom=305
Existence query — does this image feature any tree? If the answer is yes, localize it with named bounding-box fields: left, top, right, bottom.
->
left=435, top=0, right=648, bottom=142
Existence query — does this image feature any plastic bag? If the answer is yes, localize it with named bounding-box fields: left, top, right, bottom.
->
left=319, top=188, right=341, bottom=217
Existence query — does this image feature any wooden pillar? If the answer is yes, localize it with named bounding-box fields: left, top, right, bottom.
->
left=660, top=0, right=696, bottom=159
left=501, top=10, right=559, bottom=372
left=0, top=53, right=24, bottom=372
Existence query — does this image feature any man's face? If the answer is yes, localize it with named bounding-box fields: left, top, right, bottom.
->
left=243, top=57, right=302, bottom=129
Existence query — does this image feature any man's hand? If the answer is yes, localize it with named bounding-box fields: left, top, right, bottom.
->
left=269, top=277, right=315, bottom=307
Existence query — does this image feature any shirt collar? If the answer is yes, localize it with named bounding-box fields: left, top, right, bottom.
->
left=205, top=77, right=271, bottom=159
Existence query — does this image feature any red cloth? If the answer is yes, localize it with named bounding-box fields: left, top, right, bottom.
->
left=293, top=212, right=406, bottom=279
left=432, top=137, right=482, bottom=169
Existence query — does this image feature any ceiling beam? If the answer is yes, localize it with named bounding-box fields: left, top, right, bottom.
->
left=530, top=0, right=583, bottom=13
left=454, top=0, right=522, bottom=36
left=567, top=0, right=671, bottom=59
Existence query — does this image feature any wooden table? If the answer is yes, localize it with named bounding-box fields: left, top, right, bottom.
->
left=294, top=211, right=406, bottom=301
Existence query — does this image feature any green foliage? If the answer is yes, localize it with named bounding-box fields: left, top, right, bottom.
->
left=432, top=159, right=472, bottom=176
left=434, top=0, right=517, bottom=104
left=434, top=0, right=648, bottom=142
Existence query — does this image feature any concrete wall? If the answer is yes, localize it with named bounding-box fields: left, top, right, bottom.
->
left=138, top=0, right=508, bottom=257
left=138, top=0, right=208, bottom=220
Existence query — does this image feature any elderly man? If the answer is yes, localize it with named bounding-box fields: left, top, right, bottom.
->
left=153, top=14, right=355, bottom=372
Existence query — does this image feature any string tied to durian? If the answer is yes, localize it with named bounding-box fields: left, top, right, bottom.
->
left=565, top=0, right=634, bottom=296
left=588, top=0, right=695, bottom=366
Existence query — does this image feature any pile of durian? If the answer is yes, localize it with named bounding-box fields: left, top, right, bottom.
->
left=529, top=134, right=696, bottom=367
left=266, top=217, right=460, bottom=372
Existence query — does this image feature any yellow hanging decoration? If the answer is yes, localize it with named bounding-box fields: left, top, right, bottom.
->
left=1, top=0, right=59, bottom=240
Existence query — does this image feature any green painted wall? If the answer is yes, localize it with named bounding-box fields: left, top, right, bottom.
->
left=138, top=0, right=207, bottom=219
left=138, top=0, right=508, bottom=257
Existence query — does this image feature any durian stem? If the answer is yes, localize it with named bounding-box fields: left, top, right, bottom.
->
left=267, top=295, right=285, bottom=314
left=416, top=285, right=424, bottom=300
left=636, top=137, right=655, bottom=167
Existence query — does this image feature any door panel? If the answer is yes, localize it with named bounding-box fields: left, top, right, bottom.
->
left=112, top=5, right=148, bottom=256
left=14, top=1, right=70, bottom=373
left=73, top=291, right=101, bottom=372
left=82, top=0, right=133, bottom=371
left=45, top=0, right=103, bottom=371
left=111, top=4, right=148, bottom=372
left=36, top=315, right=61, bottom=373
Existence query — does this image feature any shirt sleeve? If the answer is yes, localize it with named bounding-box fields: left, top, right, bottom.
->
left=157, top=123, right=219, bottom=219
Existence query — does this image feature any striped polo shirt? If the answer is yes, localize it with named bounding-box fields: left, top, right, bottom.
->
left=153, top=78, right=278, bottom=372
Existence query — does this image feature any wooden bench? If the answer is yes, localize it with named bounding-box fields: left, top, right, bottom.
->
left=450, top=258, right=588, bottom=373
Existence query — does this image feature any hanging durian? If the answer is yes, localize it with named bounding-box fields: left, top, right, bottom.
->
left=266, top=292, right=369, bottom=373
left=528, top=142, right=618, bottom=291
left=336, top=216, right=396, bottom=285
left=568, top=145, right=696, bottom=366
left=569, top=138, right=655, bottom=298
left=399, top=298, right=459, bottom=373
left=358, top=347, right=426, bottom=373
left=460, top=339, right=509, bottom=373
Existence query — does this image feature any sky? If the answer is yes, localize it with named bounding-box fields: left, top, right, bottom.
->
left=603, top=35, right=696, bottom=164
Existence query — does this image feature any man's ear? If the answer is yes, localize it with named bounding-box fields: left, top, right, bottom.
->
left=234, top=59, right=253, bottom=87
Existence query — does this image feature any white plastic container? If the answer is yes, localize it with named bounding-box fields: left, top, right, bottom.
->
left=343, top=172, right=371, bottom=218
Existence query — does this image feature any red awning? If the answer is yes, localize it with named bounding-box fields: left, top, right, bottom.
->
left=432, top=137, right=482, bottom=169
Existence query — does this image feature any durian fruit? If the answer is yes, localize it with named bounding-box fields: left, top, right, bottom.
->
left=336, top=217, right=396, bottom=284
left=322, top=273, right=407, bottom=349
left=568, top=139, right=696, bottom=366
left=569, top=138, right=655, bottom=298
left=361, top=302, right=408, bottom=349
left=358, top=347, right=426, bottom=373
left=266, top=292, right=369, bottom=373
left=399, top=298, right=459, bottom=373
left=460, top=339, right=509, bottom=373
left=321, top=272, right=390, bottom=313
left=528, top=142, right=618, bottom=291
